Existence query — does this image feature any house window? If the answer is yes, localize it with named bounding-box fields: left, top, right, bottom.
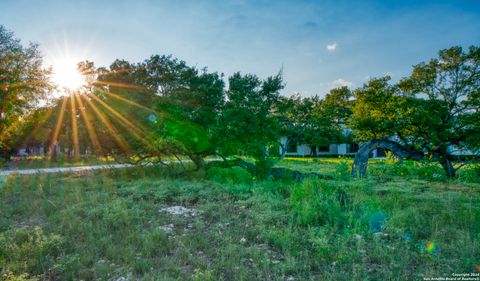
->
left=287, top=141, right=297, bottom=153
left=318, top=145, right=330, bottom=152
left=348, top=143, right=359, bottom=153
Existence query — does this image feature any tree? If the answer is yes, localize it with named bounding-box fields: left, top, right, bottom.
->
left=214, top=72, right=284, bottom=177
left=93, top=55, right=225, bottom=169
left=310, top=87, right=353, bottom=153
left=0, top=26, right=52, bottom=161
left=135, top=55, right=225, bottom=169
left=277, top=94, right=314, bottom=156
left=277, top=87, right=353, bottom=157
left=351, top=46, right=480, bottom=177
left=94, top=59, right=159, bottom=159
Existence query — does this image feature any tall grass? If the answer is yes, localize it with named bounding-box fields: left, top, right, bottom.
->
left=0, top=159, right=479, bottom=280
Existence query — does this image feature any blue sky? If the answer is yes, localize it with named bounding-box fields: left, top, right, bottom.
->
left=1, top=0, right=479, bottom=96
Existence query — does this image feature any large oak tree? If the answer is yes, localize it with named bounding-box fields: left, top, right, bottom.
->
left=351, top=46, right=480, bottom=177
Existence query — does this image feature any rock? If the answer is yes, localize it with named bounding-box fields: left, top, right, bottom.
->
left=159, top=224, right=174, bottom=233
left=159, top=206, right=200, bottom=217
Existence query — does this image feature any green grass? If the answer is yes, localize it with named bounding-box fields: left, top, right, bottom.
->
left=0, top=158, right=479, bottom=280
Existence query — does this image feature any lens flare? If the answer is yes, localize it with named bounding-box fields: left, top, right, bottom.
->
left=52, top=57, right=85, bottom=91
left=421, top=241, right=439, bottom=254
left=369, top=211, right=386, bottom=233
left=148, top=114, right=158, bottom=123
left=403, top=233, right=413, bottom=242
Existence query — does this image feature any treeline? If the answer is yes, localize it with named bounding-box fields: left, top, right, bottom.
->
left=1, top=25, right=479, bottom=177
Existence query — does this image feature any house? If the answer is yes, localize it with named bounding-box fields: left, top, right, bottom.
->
left=279, top=136, right=385, bottom=158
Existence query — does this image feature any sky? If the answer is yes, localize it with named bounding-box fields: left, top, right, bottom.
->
left=1, top=0, right=479, bottom=97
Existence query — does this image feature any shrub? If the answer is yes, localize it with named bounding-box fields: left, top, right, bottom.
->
left=289, top=179, right=344, bottom=227
left=207, top=167, right=252, bottom=184
left=0, top=227, right=64, bottom=276
left=335, top=159, right=351, bottom=180
left=254, top=158, right=275, bottom=180
left=0, top=270, right=36, bottom=281
left=412, top=161, right=445, bottom=180
left=192, top=269, right=214, bottom=281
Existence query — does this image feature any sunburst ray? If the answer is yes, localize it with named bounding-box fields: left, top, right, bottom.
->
left=81, top=95, right=131, bottom=154
left=74, top=93, right=103, bottom=155
left=94, top=86, right=158, bottom=114
left=69, top=93, right=80, bottom=161
left=16, top=107, right=55, bottom=151
left=47, top=96, right=68, bottom=162
left=89, top=94, right=148, bottom=138
left=95, top=80, right=146, bottom=90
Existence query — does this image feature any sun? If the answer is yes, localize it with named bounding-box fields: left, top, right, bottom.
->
left=52, top=57, right=85, bottom=91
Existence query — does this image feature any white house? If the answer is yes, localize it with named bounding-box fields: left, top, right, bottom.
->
left=279, top=136, right=385, bottom=158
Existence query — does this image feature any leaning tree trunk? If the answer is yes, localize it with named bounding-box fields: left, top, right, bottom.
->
left=351, top=139, right=425, bottom=177
left=440, top=157, right=456, bottom=178
left=351, top=140, right=379, bottom=177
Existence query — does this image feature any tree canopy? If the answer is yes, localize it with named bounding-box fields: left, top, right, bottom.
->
left=350, top=46, right=480, bottom=177
left=278, top=87, right=353, bottom=157
left=0, top=25, right=52, bottom=160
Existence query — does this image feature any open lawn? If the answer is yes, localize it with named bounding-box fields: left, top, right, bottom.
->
left=1, top=158, right=479, bottom=280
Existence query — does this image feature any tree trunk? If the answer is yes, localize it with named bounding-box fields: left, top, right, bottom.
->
left=278, top=140, right=289, bottom=160
left=351, top=140, right=379, bottom=177
left=52, top=145, right=58, bottom=162
left=189, top=154, right=206, bottom=170
left=66, top=147, right=71, bottom=161
left=440, top=157, right=456, bottom=178
left=352, top=139, right=425, bottom=177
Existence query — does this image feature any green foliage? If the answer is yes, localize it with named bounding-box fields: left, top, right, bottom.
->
left=0, top=227, right=64, bottom=276
left=162, top=119, right=210, bottom=153
left=0, top=26, right=52, bottom=160
left=0, top=270, right=37, bottom=281
left=254, top=157, right=276, bottom=180
left=207, top=167, right=253, bottom=185
left=288, top=179, right=384, bottom=232
left=335, top=158, right=351, bottom=180
left=278, top=87, right=353, bottom=155
left=289, top=179, right=344, bottom=226
left=144, top=55, right=225, bottom=157
left=192, top=269, right=214, bottom=281
left=350, top=76, right=400, bottom=141
left=350, top=46, right=480, bottom=177
left=216, top=72, right=284, bottom=160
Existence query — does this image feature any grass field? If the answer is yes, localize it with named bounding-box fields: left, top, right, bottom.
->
left=1, top=158, right=479, bottom=280
left=3, top=156, right=116, bottom=170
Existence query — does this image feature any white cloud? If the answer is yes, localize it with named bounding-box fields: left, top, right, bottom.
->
left=315, top=78, right=354, bottom=96
left=331, top=78, right=353, bottom=88
left=326, top=42, right=337, bottom=51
